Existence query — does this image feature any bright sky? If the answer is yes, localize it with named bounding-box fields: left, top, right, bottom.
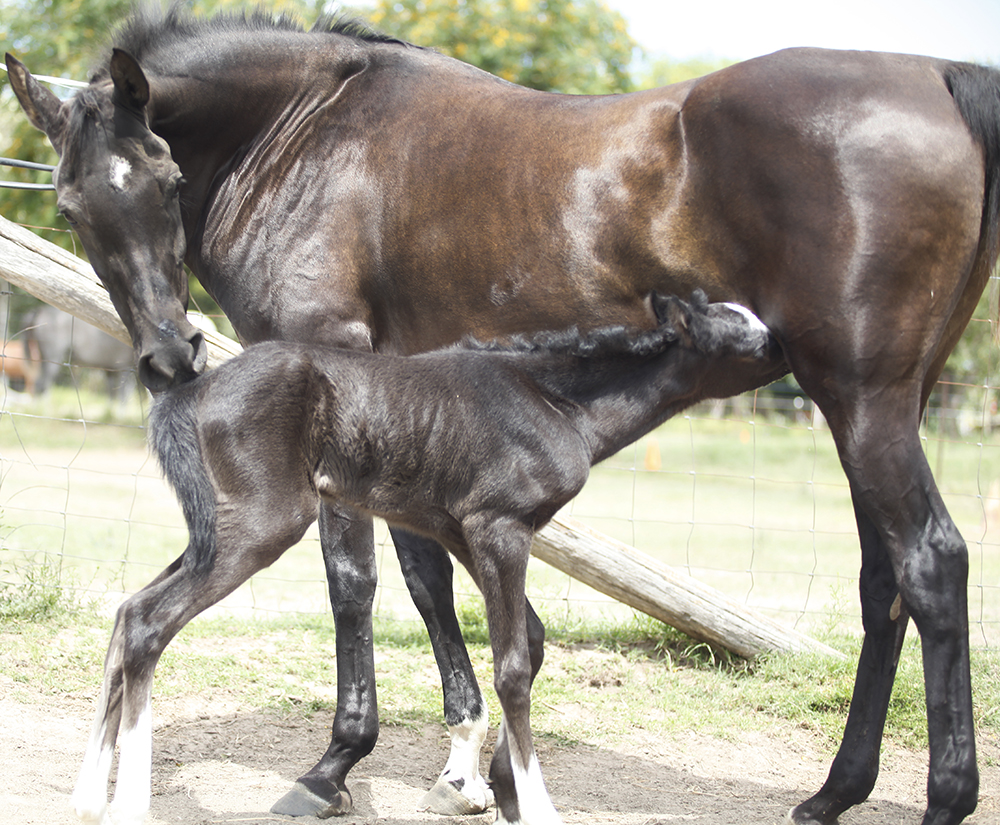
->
left=609, top=0, right=1000, bottom=65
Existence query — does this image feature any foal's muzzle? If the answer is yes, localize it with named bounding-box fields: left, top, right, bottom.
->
left=137, top=322, right=208, bottom=392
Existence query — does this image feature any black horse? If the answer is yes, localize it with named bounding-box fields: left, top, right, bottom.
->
left=6, top=5, right=1000, bottom=823
left=74, top=291, right=784, bottom=825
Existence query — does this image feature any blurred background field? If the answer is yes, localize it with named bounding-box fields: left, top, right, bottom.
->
left=3, top=375, right=999, bottom=650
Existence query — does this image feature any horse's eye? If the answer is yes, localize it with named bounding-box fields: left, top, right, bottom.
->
left=59, top=208, right=79, bottom=226
left=167, top=176, right=187, bottom=199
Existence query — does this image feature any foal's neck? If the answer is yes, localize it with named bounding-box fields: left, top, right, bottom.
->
left=522, top=346, right=705, bottom=465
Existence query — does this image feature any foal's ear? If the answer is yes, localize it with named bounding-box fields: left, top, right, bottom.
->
left=5, top=53, right=66, bottom=142
left=664, top=296, right=696, bottom=348
left=110, top=49, right=150, bottom=113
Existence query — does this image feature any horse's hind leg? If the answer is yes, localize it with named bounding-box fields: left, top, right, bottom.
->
left=391, top=528, right=493, bottom=815
left=789, top=385, right=978, bottom=825
left=71, top=556, right=183, bottom=824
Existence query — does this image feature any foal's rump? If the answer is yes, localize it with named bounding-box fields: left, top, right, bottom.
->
left=149, top=344, right=326, bottom=567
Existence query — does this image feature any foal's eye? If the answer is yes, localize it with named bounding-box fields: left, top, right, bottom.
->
left=59, top=208, right=79, bottom=226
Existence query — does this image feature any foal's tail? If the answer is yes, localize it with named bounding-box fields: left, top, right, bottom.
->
left=148, top=388, right=217, bottom=572
left=945, top=61, right=1000, bottom=280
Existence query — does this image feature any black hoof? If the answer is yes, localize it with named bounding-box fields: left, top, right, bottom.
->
left=271, top=781, right=353, bottom=818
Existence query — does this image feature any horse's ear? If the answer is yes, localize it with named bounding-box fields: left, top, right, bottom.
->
left=5, top=53, right=66, bottom=143
left=110, top=49, right=150, bottom=112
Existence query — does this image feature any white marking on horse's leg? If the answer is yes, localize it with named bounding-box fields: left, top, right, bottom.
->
left=71, top=717, right=114, bottom=825
left=421, top=705, right=493, bottom=813
left=108, top=701, right=153, bottom=825
left=511, top=752, right=561, bottom=825
left=493, top=714, right=561, bottom=825
left=720, top=302, right=769, bottom=332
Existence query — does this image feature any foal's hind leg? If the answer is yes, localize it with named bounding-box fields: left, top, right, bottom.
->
left=391, top=528, right=493, bottom=815
left=789, top=387, right=978, bottom=825
left=74, top=515, right=310, bottom=825
left=466, top=517, right=561, bottom=825
left=72, top=557, right=183, bottom=824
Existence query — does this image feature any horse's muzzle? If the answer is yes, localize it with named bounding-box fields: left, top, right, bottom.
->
left=138, top=326, right=208, bottom=392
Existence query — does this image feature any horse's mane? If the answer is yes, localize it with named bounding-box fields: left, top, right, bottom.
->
left=99, top=1, right=408, bottom=77
left=458, top=321, right=680, bottom=360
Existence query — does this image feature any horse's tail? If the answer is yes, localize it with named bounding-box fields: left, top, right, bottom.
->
left=945, top=61, right=1000, bottom=282
left=148, top=387, right=217, bottom=572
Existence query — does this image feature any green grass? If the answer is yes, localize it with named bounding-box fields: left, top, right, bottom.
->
left=1, top=592, right=998, bottom=757
left=3, top=391, right=1000, bottom=758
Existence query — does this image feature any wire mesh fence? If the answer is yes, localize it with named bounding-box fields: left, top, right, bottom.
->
left=3, top=280, right=998, bottom=650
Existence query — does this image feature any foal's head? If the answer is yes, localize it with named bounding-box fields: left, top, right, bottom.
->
left=651, top=290, right=786, bottom=396
left=5, top=50, right=207, bottom=392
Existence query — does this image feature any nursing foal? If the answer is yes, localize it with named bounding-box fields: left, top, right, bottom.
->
left=75, top=290, right=786, bottom=825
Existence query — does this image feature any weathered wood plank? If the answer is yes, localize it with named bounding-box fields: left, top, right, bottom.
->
left=533, top=515, right=841, bottom=659
left=0, top=213, right=240, bottom=366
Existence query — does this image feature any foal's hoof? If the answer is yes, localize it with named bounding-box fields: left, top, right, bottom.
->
left=785, top=806, right=826, bottom=825
left=419, top=776, right=494, bottom=815
left=271, top=782, right=353, bottom=818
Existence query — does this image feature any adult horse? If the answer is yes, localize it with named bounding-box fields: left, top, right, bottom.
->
left=6, top=5, right=1000, bottom=824
left=23, top=303, right=135, bottom=402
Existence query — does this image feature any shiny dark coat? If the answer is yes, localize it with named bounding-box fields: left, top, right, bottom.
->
left=6, top=6, right=1000, bottom=823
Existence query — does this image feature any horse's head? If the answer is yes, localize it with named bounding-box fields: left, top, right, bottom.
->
left=5, top=50, right=207, bottom=392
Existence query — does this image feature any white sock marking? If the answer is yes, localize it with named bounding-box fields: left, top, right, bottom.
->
left=72, top=717, right=114, bottom=824
left=438, top=707, right=492, bottom=807
left=109, top=701, right=153, bottom=825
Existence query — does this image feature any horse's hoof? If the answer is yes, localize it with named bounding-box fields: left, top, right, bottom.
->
left=419, top=777, right=493, bottom=815
left=271, top=782, right=353, bottom=818
left=785, top=806, right=828, bottom=825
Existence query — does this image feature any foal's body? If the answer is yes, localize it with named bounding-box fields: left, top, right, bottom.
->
left=76, top=294, right=783, bottom=825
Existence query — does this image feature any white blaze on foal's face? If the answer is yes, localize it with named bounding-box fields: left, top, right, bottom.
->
left=109, top=155, right=132, bottom=191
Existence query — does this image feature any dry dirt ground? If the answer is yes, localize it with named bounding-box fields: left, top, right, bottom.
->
left=3, top=677, right=998, bottom=825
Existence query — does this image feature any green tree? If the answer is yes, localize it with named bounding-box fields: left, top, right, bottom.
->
left=0, top=0, right=314, bottom=246
left=636, top=54, right=735, bottom=90
left=363, top=0, right=636, bottom=94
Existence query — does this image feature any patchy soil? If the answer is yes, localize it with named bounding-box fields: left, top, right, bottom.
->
left=3, top=677, right=997, bottom=825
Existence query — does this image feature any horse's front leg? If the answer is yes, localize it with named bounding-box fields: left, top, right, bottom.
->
left=390, top=527, right=493, bottom=815
left=274, top=503, right=379, bottom=818
left=466, top=517, right=561, bottom=825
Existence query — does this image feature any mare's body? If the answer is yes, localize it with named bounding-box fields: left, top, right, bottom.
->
left=6, top=7, right=1000, bottom=822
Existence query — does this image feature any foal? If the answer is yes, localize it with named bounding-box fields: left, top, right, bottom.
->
left=73, top=290, right=786, bottom=825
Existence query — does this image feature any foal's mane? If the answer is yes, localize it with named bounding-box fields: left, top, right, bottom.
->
left=99, top=1, right=408, bottom=77
left=460, top=321, right=681, bottom=360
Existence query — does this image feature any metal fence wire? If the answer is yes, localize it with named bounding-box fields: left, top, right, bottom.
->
left=2, top=271, right=999, bottom=650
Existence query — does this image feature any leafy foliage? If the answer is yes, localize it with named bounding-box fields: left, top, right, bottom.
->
left=365, top=0, right=636, bottom=93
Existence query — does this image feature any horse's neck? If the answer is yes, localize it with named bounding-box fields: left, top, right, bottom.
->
left=526, top=348, right=702, bottom=464
left=150, top=35, right=375, bottom=240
